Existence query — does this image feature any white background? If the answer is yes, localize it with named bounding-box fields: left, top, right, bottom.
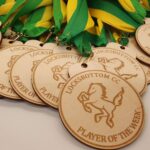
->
left=0, top=86, right=149, bottom=150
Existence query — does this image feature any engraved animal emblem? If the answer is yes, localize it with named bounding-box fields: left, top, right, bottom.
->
left=98, top=57, right=137, bottom=80
left=5, top=55, right=19, bottom=75
left=78, top=83, right=124, bottom=128
left=51, top=62, right=74, bottom=89
left=31, top=60, right=41, bottom=72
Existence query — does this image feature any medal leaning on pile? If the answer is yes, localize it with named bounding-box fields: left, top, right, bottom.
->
left=0, top=0, right=150, bottom=149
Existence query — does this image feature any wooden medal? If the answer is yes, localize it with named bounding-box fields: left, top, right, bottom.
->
left=10, top=49, right=53, bottom=105
left=32, top=53, right=82, bottom=108
left=0, top=45, right=37, bottom=99
left=92, top=47, right=147, bottom=95
left=59, top=70, right=144, bottom=149
left=136, top=24, right=150, bottom=55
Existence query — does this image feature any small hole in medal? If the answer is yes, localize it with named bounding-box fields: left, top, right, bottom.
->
left=81, top=63, right=88, bottom=68
left=120, top=45, right=125, bottom=50
left=40, top=43, right=44, bottom=47
left=9, top=40, right=14, bottom=44
left=66, top=46, right=72, bottom=51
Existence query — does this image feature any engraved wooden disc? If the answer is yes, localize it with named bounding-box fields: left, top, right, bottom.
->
left=32, top=53, right=82, bottom=108
left=0, top=45, right=37, bottom=99
left=10, top=50, right=53, bottom=105
left=59, top=70, right=144, bottom=149
left=136, top=24, right=150, bottom=55
left=92, top=47, right=147, bottom=95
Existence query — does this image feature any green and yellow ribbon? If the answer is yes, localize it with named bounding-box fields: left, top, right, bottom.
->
left=21, top=6, right=53, bottom=37
left=9, top=0, right=52, bottom=26
left=0, top=0, right=149, bottom=56
left=0, top=0, right=27, bottom=32
left=88, top=0, right=140, bottom=33
left=59, top=0, right=94, bottom=43
left=53, top=0, right=66, bottom=32
left=0, top=0, right=15, bottom=15
left=72, top=18, right=107, bottom=56
left=118, top=0, right=146, bottom=23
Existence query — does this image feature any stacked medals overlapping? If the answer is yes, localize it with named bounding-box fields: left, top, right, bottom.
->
left=0, top=0, right=150, bottom=149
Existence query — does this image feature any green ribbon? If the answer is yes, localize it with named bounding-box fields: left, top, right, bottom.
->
left=117, top=0, right=146, bottom=24
left=53, top=0, right=66, bottom=33
left=59, top=0, right=94, bottom=43
left=0, top=0, right=27, bottom=33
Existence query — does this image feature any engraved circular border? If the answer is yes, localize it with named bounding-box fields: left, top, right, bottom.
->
left=9, top=50, right=46, bottom=105
left=32, top=52, right=82, bottom=108
left=59, top=70, right=144, bottom=150
left=93, top=47, right=147, bottom=95
left=136, top=24, right=150, bottom=55
left=32, top=55, right=58, bottom=108
left=0, top=45, right=38, bottom=99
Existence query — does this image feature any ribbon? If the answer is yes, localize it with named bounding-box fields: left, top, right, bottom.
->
left=59, top=0, right=94, bottom=43
left=0, top=0, right=149, bottom=56
left=12, top=5, right=53, bottom=42
left=7, top=0, right=52, bottom=28
left=107, top=27, right=129, bottom=46
left=88, top=0, right=140, bottom=33
left=72, top=18, right=107, bottom=56
left=0, top=0, right=27, bottom=33
left=0, top=0, right=15, bottom=15
left=53, top=0, right=66, bottom=33
left=118, top=0, right=146, bottom=23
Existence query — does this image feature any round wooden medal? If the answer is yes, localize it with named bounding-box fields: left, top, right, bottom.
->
left=32, top=53, right=82, bottom=108
left=0, top=45, right=37, bottom=99
left=59, top=70, right=144, bottom=149
left=136, top=24, right=150, bottom=55
left=92, top=47, right=147, bottom=95
left=10, top=49, right=53, bottom=105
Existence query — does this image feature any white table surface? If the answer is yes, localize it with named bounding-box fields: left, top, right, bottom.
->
left=0, top=86, right=149, bottom=150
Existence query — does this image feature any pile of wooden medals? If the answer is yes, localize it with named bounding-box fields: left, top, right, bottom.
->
left=0, top=20, right=149, bottom=149
left=0, top=0, right=150, bottom=148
